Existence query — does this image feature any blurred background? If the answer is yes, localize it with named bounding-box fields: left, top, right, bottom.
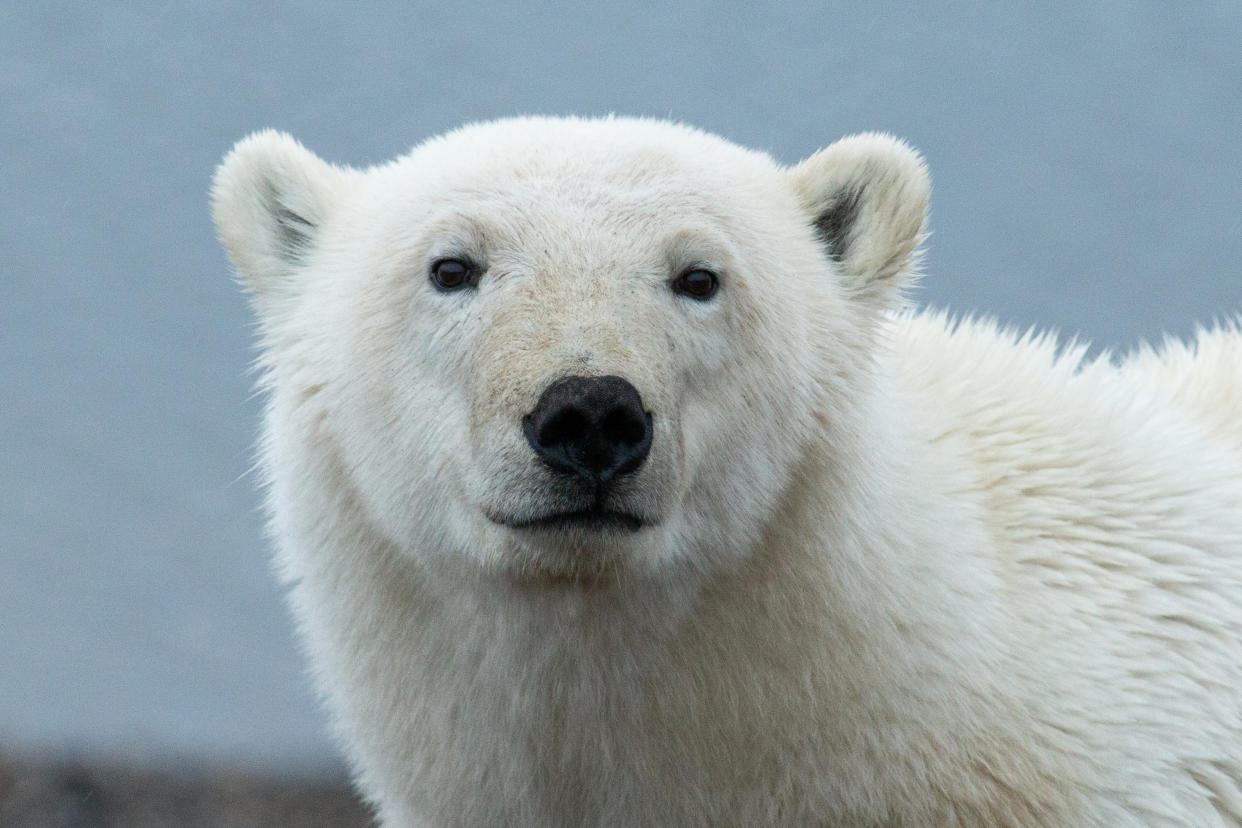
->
left=3, top=1, right=1239, bottom=824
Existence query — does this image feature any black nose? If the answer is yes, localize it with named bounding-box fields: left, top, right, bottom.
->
left=523, top=375, right=653, bottom=484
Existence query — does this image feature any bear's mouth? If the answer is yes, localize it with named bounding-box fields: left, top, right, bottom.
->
left=489, top=508, right=647, bottom=534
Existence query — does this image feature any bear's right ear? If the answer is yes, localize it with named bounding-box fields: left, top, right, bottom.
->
left=788, top=133, right=929, bottom=310
left=211, top=130, right=350, bottom=310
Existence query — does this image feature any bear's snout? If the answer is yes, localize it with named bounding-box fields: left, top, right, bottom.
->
left=522, top=375, right=653, bottom=484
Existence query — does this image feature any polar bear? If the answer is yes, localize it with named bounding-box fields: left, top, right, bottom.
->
left=212, top=117, right=1242, bottom=827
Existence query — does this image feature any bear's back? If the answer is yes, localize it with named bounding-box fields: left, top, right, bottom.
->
left=888, top=310, right=1242, bottom=823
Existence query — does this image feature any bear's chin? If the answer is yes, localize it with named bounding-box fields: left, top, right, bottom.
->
left=490, top=518, right=657, bottom=589
left=504, top=552, right=627, bottom=590
left=509, top=560, right=623, bottom=590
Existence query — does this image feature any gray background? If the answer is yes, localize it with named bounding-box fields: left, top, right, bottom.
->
left=3, top=2, right=1239, bottom=778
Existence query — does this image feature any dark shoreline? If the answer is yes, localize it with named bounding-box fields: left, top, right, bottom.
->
left=0, top=754, right=372, bottom=827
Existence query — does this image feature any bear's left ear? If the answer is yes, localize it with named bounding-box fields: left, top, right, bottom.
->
left=788, top=133, right=929, bottom=309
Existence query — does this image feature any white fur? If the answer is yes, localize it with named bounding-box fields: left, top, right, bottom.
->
left=213, top=117, right=1242, bottom=826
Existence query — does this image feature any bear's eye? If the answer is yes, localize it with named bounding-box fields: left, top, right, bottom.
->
left=673, top=268, right=719, bottom=300
left=430, top=258, right=476, bottom=291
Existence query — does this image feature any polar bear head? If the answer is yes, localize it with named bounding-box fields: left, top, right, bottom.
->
left=213, top=117, right=927, bottom=587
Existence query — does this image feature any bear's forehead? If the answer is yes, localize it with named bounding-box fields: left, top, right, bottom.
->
left=421, top=116, right=767, bottom=166
left=389, top=118, right=778, bottom=203
left=376, top=119, right=786, bottom=246
left=411, top=188, right=734, bottom=276
left=417, top=149, right=738, bottom=206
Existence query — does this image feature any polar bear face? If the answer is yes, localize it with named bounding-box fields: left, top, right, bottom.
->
left=213, top=118, right=928, bottom=586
